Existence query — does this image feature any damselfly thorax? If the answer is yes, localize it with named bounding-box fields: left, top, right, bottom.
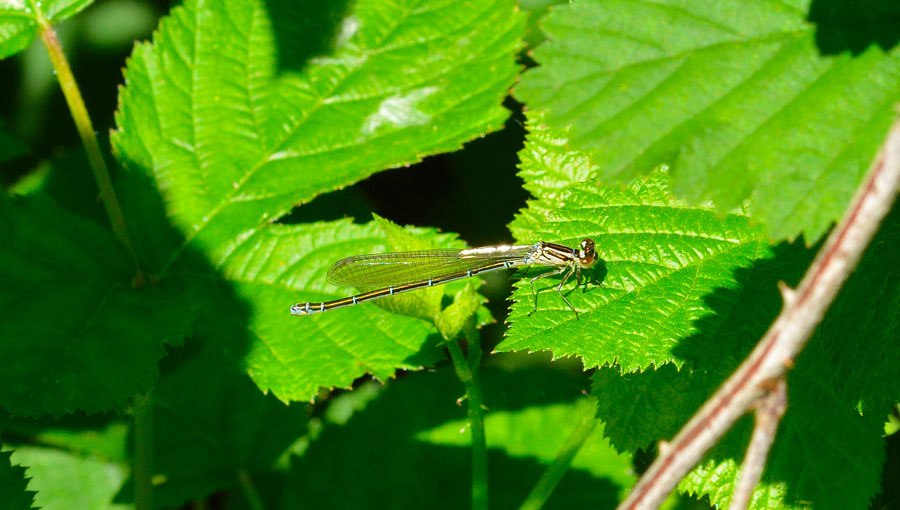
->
left=291, top=239, right=597, bottom=317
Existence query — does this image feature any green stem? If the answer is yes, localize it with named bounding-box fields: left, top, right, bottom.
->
left=446, top=324, right=488, bottom=510
left=518, top=400, right=599, bottom=510
left=132, top=392, right=154, bottom=510
left=236, top=470, right=265, bottom=510
left=33, top=6, right=142, bottom=282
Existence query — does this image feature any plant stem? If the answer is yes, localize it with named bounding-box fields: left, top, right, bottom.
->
left=132, top=391, right=154, bottom=510
left=236, top=470, right=265, bottom=510
left=33, top=5, right=142, bottom=281
left=729, top=379, right=787, bottom=510
left=519, top=400, right=599, bottom=510
left=618, top=111, right=900, bottom=510
left=446, top=324, right=488, bottom=510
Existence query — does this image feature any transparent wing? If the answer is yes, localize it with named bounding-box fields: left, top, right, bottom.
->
left=326, top=246, right=533, bottom=287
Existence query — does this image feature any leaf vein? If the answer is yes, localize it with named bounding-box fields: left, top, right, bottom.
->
left=159, top=0, right=426, bottom=274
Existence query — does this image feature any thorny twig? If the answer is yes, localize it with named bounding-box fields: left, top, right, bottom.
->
left=730, top=378, right=787, bottom=510
left=617, top=111, right=900, bottom=510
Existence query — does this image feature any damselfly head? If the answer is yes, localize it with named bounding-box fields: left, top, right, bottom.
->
left=577, top=238, right=596, bottom=268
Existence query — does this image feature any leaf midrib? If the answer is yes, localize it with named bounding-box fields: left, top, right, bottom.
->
left=157, top=0, right=427, bottom=277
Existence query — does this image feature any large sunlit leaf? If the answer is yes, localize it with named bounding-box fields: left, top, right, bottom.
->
left=111, top=0, right=524, bottom=275
left=110, top=0, right=524, bottom=403
left=0, top=194, right=192, bottom=416
left=208, top=218, right=478, bottom=403
left=0, top=0, right=94, bottom=58
left=503, top=113, right=900, bottom=508
left=515, top=0, right=900, bottom=241
left=498, top=168, right=768, bottom=372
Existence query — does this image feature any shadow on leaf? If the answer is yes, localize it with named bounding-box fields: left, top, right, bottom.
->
left=599, top=203, right=900, bottom=508
left=808, top=0, right=900, bottom=56
left=266, top=0, right=355, bottom=72
left=282, top=366, right=623, bottom=509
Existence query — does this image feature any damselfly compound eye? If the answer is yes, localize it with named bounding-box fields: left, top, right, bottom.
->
left=578, top=238, right=596, bottom=267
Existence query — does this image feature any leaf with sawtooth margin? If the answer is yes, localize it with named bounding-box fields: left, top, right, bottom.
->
left=110, top=0, right=524, bottom=402
left=0, top=449, right=36, bottom=510
left=8, top=446, right=127, bottom=509
left=515, top=0, right=900, bottom=241
left=498, top=168, right=768, bottom=373
left=208, top=217, right=489, bottom=403
left=592, top=208, right=900, bottom=509
left=111, top=0, right=525, bottom=276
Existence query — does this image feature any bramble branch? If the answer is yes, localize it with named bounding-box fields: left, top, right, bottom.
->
left=618, top=110, right=900, bottom=510
left=730, top=378, right=787, bottom=510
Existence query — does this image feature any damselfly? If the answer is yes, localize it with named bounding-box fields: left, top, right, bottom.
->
left=290, top=239, right=597, bottom=317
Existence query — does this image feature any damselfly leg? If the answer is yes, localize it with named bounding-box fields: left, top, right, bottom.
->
left=556, top=265, right=578, bottom=316
left=528, top=266, right=567, bottom=314
left=527, top=264, right=584, bottom=318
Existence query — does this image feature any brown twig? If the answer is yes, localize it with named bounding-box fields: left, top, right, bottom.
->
left=617, top=110, right=900, bottom=510
left=730, top=378, right=787, bottom=510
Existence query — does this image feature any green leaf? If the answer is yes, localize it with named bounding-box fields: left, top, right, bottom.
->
left=434, top=283, right=484, bottom=340
left=142, top=337, right=308, bottom=508
left=515, top=112, right=599, bottom=200
left=0, top=449, right=36, bottom=510
left=592, top=364, right=711, bottom=453
left=211, top=218, right=457, bottom=403
left=498, top=168, right=769, bottom=372
left=0, top=402, right=289, bottom=509
left=0, top=412, right=128, bottom=462
left=368, top=214, right=460, bottom=321
left=519, top=0, right=569, bottom=50
left=111, top=0, right=525, bottom=276
left=8, top=446, right=127, bottom=510
left=0, top=0, right=94, bottom=59
left=280, top=364, right=634, bottom=509
left=416, top=395, right=635, bottom=500
left=504, top=114, right=900, bottom=508
left=0, top=414, right=127, bottom=508
left=0, top=193, right=193, bottom=416
left=515, top=0, right=900, bottom=241
left=110, top=0, right=524, bottom=403
left=594, top=208, right=900, bottom=509
left=871, top=430, right=900, bottom=510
